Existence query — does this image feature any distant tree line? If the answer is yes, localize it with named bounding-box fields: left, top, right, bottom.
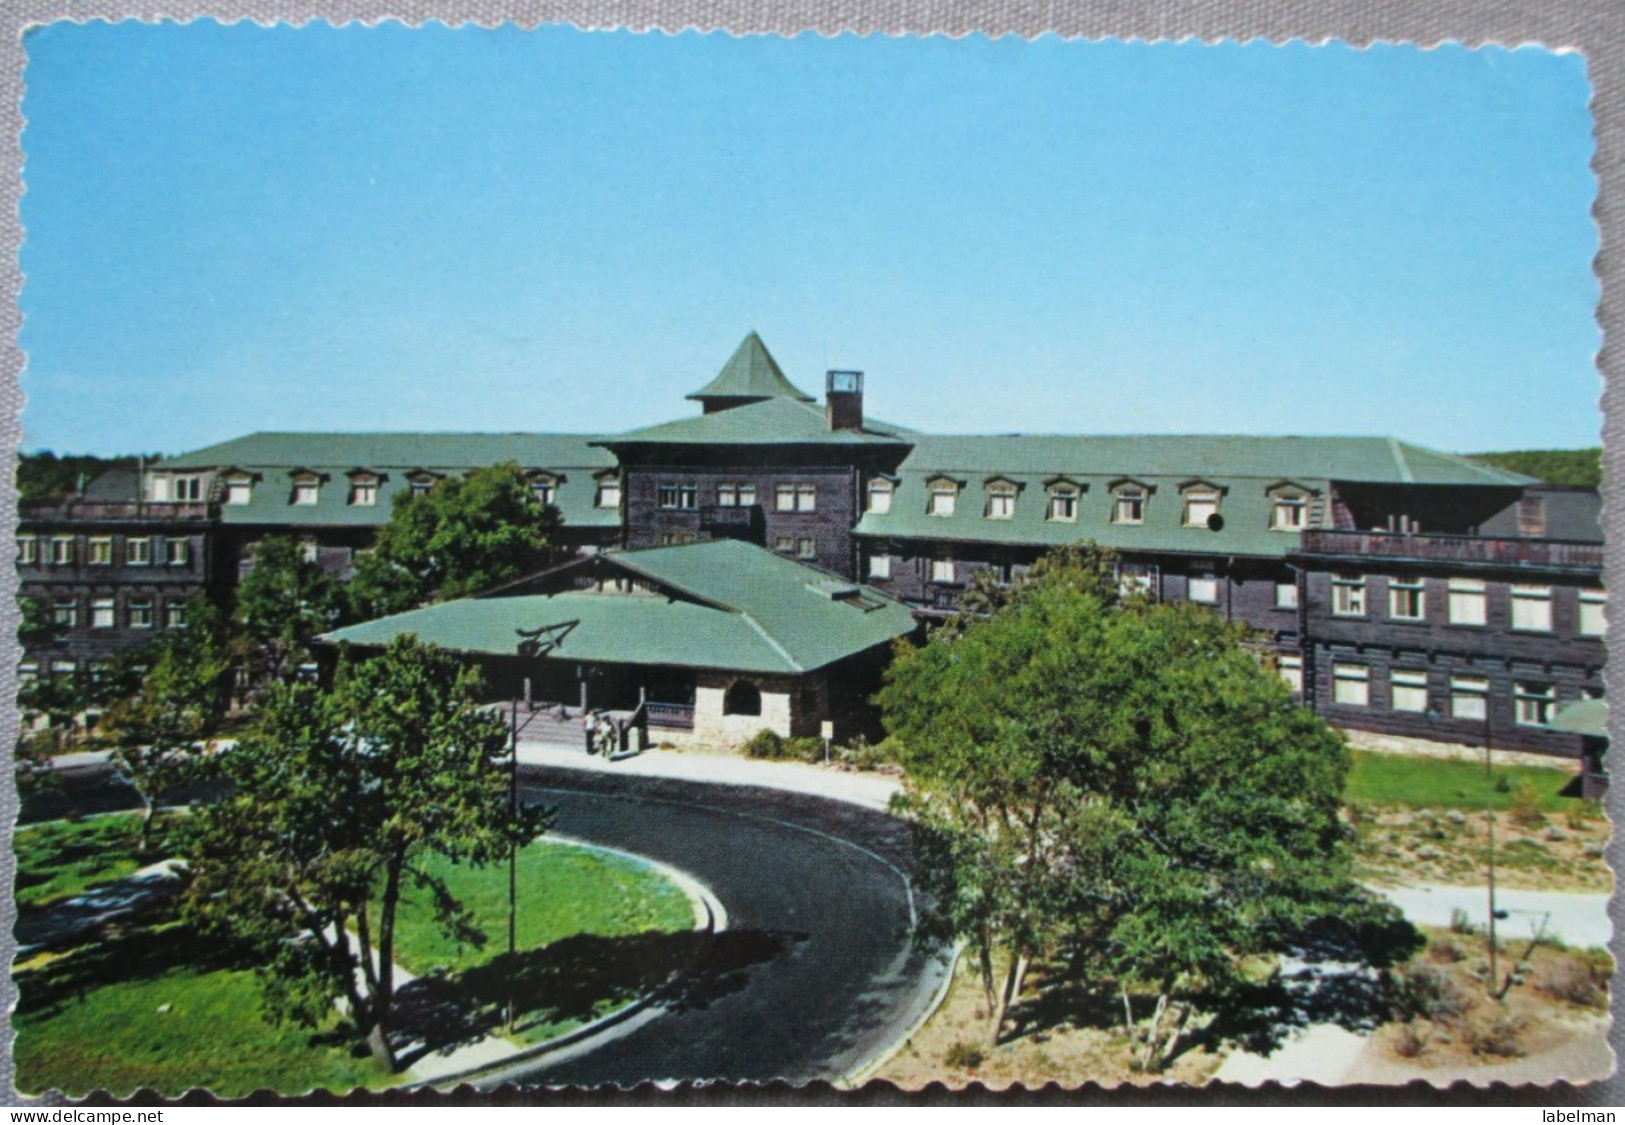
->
left=16, top=451, right=162, bottom=501
left=1467, top=448, right=1601, bottom=489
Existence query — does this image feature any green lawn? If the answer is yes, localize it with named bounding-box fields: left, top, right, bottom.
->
left=1345, top=750, right=1583, bottom=812
left=14, top=821, right=697, bottom=1097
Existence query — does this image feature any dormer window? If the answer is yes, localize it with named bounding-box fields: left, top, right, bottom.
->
left=595, top=473, right=622, bottom=509
left=1045, top=478, right=1083, bottom=522
left=1181, top=482, right=1223, bottom=528
left=867, top=478, right=894, bottom=515
left=223, top=473, right=254, bottom=506
left=1265, top=481, right=1317, bottom=531
left=984, top=479, right=1019, bottom=520
left=173, top=475, right=203, bottom=502
left=527, top=472, right=559, bottom=508
left=407, top=472, right=440, bottom=498
left=1111, top=483, right=1148, bottom=525
left=290, top=472, right=321, bottom=506
left=348, top=472, right=380, bottom=507
left=927, top=478, right=959, bottom=517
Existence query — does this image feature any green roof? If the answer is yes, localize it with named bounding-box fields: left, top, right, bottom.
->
left=601, top=396, right=913, bottom=448
left=325, top=539, right=916, bottom=675
left=1551, top=698, right=1608, bottom=739
left=856, top=435, right=1534, bottom=558
left=686, top=332, right=816, bottom=404
left=157, top=432, right=620, bottom=529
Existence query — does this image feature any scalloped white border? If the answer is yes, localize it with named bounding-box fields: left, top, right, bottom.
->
left=0, top=4, right=1617, bottom=1105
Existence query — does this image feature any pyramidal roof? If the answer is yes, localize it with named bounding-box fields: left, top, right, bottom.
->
left=685, top=332, right=816, bottom=404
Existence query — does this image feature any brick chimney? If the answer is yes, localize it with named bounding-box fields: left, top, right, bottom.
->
left=826, top=370, right=864, bottom=431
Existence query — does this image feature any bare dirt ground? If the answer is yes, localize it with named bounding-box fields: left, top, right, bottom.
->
left=1353, top=804, right=1612, bottom=894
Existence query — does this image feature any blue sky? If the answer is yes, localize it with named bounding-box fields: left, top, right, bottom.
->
left=17, top=24, right=1599, bottom=455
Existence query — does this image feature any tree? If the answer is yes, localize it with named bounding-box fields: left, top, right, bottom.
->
left=100, top=596, right=235, bottom=851
left=235, top=535, right=346, bottom=685
left=182, top=635, right=542, bottom=1071
left=347, top=463, right=558, bottom=620
left=880, top=546, right=1404, bottom=1063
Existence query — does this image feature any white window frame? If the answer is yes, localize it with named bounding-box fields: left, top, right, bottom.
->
left=1579, top=590, right=1607, bottom=637
left=927, top=482, right=958, bottom=517
left=1450, top=675, right=1489, bottom=721
left=985, top=483, right=1018, bottom=520
left=868, top=552, right=892, bottom=580
left=1388, top=577, right=1426, bottom=621
left=16, top=537, right=37, bottom=565
left=658, top=482, right=697, bottom=511
left=172, top=475, right=203, bottom=502
left=165, top=599, right=187, bottom=630
left=1332, top=662, right=1370, bottom=707
left=931, top=557, right=956, bottom=584
left=1271, top=493, right=1308, bottom=530
left=1510, top=585, right=1553, bottom=633
left=1514, top=681, right=1556, bottom=727
left=1047, top=487, right=1079, bottom=522
left=1182, top=487, right=1220, bottom=528
left=126, top=536, right=152, bottom=566
left=88, top=537, right=113, bottom=566
left=1331, top=574, right=1366, bottom=617
left=51, top=536, right=75, bottom=566
left=224, top=476, right=254, bottom=506
left=129, top=598, right=155, bottom=630
left=350, top=476, right=381, bottom=507
left=291, top=476, right=320, bottom=506
left=1447, top=578, right=1487, bottom=626
left=595, top=476, right=621, bottom=509
left=866, top=479, right=894, bottom=515
left=1112, top=488, right=1145, bottom=525
left=166, top=538, right=191, bottom=567
left=796, top=537, right=817, bottom=560
left=90, top=597, right=116, bottom=630
left=773, top=535, right=795, bottom=554
left=1390, top=668, right=1429, bottom=713
left=1277, top=653, right=1304, bottom=696
left=1187, top=574, right=1220, bottom=605
left=1275, top=581, right=1299, bottom=610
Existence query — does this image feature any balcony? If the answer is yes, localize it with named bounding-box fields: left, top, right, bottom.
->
left=1296, top=530, right=1604, bottom=573
left=19, top=499, right=215, bottom=523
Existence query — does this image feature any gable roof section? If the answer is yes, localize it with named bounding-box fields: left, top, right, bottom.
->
left=325, top=539, right=916, bottom=675
left=686, top=332, right=817, bottom=404
left=156, top=432, right=620, bottom=529
left=599, top=396, right=913, bottom=448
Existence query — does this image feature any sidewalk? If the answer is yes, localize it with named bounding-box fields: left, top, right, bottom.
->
left=515, top=739, right=904, bottom=812
left=1373, top=883, right=1612, bottom=949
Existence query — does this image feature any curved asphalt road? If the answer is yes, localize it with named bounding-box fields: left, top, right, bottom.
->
left=477, top=765, right=949, bottom=1089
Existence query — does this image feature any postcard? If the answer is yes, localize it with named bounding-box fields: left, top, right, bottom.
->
left=5, top=21, right=1613, bottom=1098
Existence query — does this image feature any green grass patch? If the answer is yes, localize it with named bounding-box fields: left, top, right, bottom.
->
left=1346, top=751, right=1580, bottom=813
left=13, top=922, right=389, bottom=1098
left=391, top=841, right=695, bottom=975
left=12, top=813, right=176, bottom=910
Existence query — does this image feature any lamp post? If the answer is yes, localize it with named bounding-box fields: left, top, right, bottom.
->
left=507, top=694, right=519, bottom=1032
left=1482, top=694, right=1502, bottom=998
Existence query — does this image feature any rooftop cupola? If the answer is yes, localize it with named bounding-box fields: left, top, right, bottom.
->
left=685, top=332, right=817, bottom=414
left=826, top=369, right=864, bottom=431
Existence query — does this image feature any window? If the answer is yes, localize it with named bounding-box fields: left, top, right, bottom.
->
left=91, top=597, right=116, bottom=629
left=18, top=662, right=37, bottom=687
left=166, top=538, right=191, bottom=566
left=51, top=537, right=74, bottom=566
left=658, top=483, right=698, bottom=511
left=52, top=598, right=77, bottom=628
left=658, top=531, right=698, bottom=547
left=1331, top=574, right=1366, bottom=616
left=1388, top=577, right=1425, bottom=621
left=867, top=479, right=894, bottom=514
left=1182, top=487, right=1220, bottom=527
left=1112, top=488, right=1145, bottom=525
left=129, top=598, right=155, bottom=629
left=1275, top=581, right=1299, bottom=610
left=409, top=475, right=436, bottom=498
left=931, top=557, right=956, bottom=584
left=1579, top=590, right=1607, bottom=637
left=224, top=475, right=253, bottom=505
left=595, top=477, right=621, bottom=509
left=796, top=537, right=816, bottom=560
left=291, top=475, right=320, bottom=506
left=88, top=537, right=113, bottom=566
left=1048, top=487, right=1079, bottom=522
left=173, top=476, right=203, bottom=502
left=1332, top=662, right=1370, bottom=706
left=928, top=480, right=958, bottom=517
left=773, top=535, right=795, bottom=554
left=1514, top=681, right=1556, bottom=727
left=716, top=482, right=757, bottom=508
left=985, top=482, right=1017, bottom=520
left=1518, top=496, right=1547, bottom=537
left=1447, top=578, right=1487, bottom=626
left=1451, top=675, right=1489, bottom=721
left=1271, top=494, right=1307, bottom=530
left=1277, top=654, right=1304, bottom=696
left=776, top=483, right=817, bottom=512
left=299, top=539, right=318, bottom=564
left=126, top=537, right=151, bottom=566
left=166, top=599, right=187, bottom=630
left=868, top=553, right=892, bottom=580
left=723, top=680, right=762, bottom=717
left=1391, top=668, right=1429, bottom=713
left=1188, top=573, right=1219, bottom=605
left=1510, top=585, right=1553, bottom=632
left=16, top=537, right=36, bottom=565
left=50, top=660, right=76, bottom=682
left=1119, top=569, right=1152, bottom=598
left=350, top=476, right=380, bottom=507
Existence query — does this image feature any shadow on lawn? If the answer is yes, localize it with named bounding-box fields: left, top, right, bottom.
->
left=393, top=927, right=802, bottom=1068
